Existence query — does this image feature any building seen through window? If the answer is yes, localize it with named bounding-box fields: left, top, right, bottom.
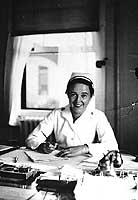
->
left=22, top=32, right=96, bottom=109
left=38, top=66, right=48, bottom=95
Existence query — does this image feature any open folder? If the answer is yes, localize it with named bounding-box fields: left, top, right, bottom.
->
left=0, top=145, right=19, bottom=155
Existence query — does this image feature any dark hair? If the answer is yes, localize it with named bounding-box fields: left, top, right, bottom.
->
left=66, top=78, right=94, bottom=97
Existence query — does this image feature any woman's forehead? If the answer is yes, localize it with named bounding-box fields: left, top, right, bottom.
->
left=69, top=82, right=90, bottom=92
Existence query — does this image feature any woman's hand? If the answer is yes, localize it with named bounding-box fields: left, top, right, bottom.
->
left=56, top=144, right=89, bottom=157
left=37, top=142, right=58, bottom=154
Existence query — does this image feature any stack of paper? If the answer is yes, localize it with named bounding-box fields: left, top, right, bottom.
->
left=74, top=173, right=135, bottom=200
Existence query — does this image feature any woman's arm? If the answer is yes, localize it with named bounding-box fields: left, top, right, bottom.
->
left=25, top=111, right=55, bottom=150
left=87, top=112, right=119, bottom=159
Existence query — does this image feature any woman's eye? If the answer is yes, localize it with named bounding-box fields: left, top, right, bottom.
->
left=70, top=93, right=76, bottom=98
left=81, top=94, right=87, bottom=99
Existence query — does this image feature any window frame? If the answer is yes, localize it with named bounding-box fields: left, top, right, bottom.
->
left=21, top=32, right=96, bottom=110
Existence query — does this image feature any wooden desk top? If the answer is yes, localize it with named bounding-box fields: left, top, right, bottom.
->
left=0, top=148, right=138, bottom=200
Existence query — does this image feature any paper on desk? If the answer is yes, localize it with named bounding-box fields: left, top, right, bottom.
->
left=0, top=157, right=57, bottom=172
left=24, top=150, right=69, bottom=163
left=121, top=154, right=138, bottom=171
left=74, top=173, right=132, bottom=200
left=0, top=157, right=14, bottom=163
left=78, top=155, right=99, bottom=169
left=39, top=165, right=83, bottom=181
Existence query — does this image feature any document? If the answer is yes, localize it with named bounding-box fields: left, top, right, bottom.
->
left=24, top=150, right=68, bottom=163
left=74, top=173, right=133, bottom=200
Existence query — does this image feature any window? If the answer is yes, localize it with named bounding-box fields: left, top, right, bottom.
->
left=21, top=32, right=96, bottom=110
left=38, top=66, right=48, bottom=95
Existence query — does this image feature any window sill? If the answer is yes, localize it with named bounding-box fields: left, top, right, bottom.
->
left=18, top=109, right=51, bottom=121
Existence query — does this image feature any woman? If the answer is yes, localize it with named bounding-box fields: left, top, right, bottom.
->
left=26, top=72, right=118, bottom=158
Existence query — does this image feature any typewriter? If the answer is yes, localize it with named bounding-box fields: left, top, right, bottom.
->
left=0, top=162, right=38, bottom=183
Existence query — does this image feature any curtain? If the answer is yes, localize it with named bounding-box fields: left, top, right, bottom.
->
left=4, top=35, right=33, bottom=126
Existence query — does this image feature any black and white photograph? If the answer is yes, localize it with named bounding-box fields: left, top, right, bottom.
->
left=0, top=0, right=138, bottom=199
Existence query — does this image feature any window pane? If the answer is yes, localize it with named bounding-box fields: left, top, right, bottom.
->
left=38, top=66, right=48, bottom=95
left=25, top=32, right=96, bottom=109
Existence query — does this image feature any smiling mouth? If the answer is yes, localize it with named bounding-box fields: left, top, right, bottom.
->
left=74, top=104, right=82, bottom=108
left=73, top=106, right=83, bottom=112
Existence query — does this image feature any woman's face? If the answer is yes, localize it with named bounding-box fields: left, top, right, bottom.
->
left=68, top=82, right=91, bottom=120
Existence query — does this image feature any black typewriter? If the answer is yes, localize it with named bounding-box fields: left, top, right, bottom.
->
left=0, top=162, right=38, bottom=183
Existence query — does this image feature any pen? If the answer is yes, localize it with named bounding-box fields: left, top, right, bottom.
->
left=24, top=151, right=34, bottom=162
left=14, top=156, right=18, bottom=163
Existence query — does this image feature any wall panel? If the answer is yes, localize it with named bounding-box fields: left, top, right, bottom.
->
left=117, top=0, right=138, bottom=154
left=0, top=0, right=10, bottom=125
left=11, top=0, right=99, bottom=35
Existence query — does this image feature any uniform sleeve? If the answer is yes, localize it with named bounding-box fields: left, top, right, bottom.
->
left=87, top=111, right=118, bottom=159
left=25, top=111, right=55, bottom=149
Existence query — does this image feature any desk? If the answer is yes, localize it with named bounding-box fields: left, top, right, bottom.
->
left=0, top=148, right=138, bottom=200
left=0, top=148, right=88, bottom=200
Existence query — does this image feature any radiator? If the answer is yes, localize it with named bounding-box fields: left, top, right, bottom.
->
left=18, top=117, right=43, bottom=145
